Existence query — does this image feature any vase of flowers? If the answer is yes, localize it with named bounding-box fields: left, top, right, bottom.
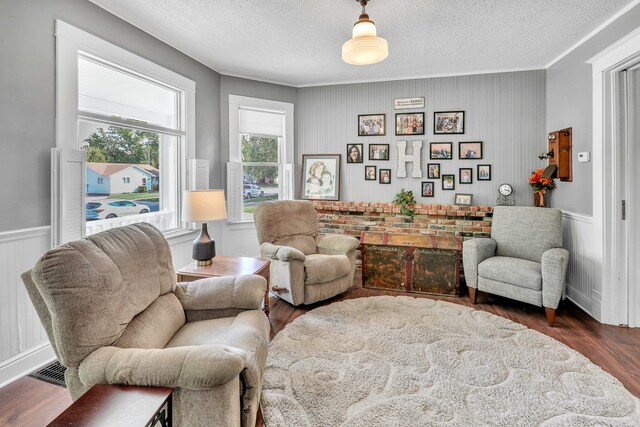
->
left=529, top=169, right=556, bottom=207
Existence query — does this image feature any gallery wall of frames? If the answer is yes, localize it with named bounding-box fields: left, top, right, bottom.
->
left=296, top=70, right=546, bottom=207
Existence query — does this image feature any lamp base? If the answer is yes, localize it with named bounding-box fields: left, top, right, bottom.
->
left=192, top=223, right=216, bottom=265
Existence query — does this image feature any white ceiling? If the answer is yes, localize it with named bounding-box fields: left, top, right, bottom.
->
left=88, top=0, right=636, bottom=87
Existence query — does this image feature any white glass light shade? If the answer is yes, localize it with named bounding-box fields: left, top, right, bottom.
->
left=342, top=14, right=388, bottom=65
left=182, top=190, right=227, bottom=222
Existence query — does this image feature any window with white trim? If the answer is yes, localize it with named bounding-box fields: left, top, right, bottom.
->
left=53, top=21, right=201, bottom=246
left=227, top=96, right=294, bottom=222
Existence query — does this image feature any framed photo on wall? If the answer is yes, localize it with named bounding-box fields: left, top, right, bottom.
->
left=346, top=143, right=364, bottom=163
left=395, top=112, right=425, bottom=135
left=369, top=144, right=390, bottom=160
left=301, top=154, right=341, bottom=201
left=422, top=181, right=434, bottom=197
left=358, top=114, right=385, bottom=136
left=442, top=174, right=455, bottom=190
left=379, top=169, right=391, bottom=184
left=430, top=142, right=453, bottom=159
left=459, top=141, right=483, bottom=159
left=459, top=167, right=473, bottom=184
left=427, top=163, right=441, bottom=179
left=477, top=164, right=491, bottom=180
left=365, top=165, right=377, bottom=180
left=455, top=193, right=473, bottom=206
left=434, top=111, right=465, bottom=134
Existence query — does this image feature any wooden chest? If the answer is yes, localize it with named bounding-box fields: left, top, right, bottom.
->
left=360, top=232, right=462, bottom=297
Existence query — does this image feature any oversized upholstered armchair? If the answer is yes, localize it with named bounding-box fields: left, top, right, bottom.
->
left=462, top=206, right=569, bottom=326
left=254, top=200, right=359, bottom=306
left=21, top=223, right=269, bottom=427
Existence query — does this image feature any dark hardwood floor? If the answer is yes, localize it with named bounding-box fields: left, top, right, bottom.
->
left=3, top=271, right=639, bottom=426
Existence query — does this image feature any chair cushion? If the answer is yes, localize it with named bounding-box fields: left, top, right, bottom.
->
left=478, top=256, right=542, bottom=291
left=304, top=254, right=350, bottom=285
left=165, top=310, right=269, bottom=363
left=254, top=200, right=319, bottom=255
left=491, top=206, right=562, bottom=263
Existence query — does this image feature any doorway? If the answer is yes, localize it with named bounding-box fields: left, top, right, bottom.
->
left=589, top=28, right=640, bottom=327
left=622, top=66, right=640, bottom=327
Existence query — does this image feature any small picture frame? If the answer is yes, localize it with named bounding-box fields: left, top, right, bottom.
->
left=477, top=164, right=492, bottom=181
left=421, top=181, right=435, bottom=197
left=395, top=112, right=425, bottom=136
left=346, top=143, right=364, bottom=163
left=434, top=111, right=465, bottom=134
left=429, top=142, right=453, bottom=159
left=427, top=163, right=441, bottom=179
left=459, top=141, right=483, bottom=159
left=358, top=114, right=386, bottom=136
left=455, top=193, right=473, bottom=206
left=442, top=174, right=455, bottom=190
left=365, top=165, right=377, bottom=180
left=301, top=154, right=341, bottom=201
left=369, top=144, right=390, bottom=160
left=459, top=168, right=473, bottom=184
left=379, top=169, right=391, bottom=184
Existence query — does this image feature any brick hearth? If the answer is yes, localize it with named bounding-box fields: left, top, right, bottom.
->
left=313, top=201, right=494, bottom=240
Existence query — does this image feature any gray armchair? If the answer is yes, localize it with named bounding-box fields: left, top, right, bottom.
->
left=462, top=206, right=569, bottom=326
left=254, top=200, right=359, bottom=306
left=21, top=223, right=269, bottom=427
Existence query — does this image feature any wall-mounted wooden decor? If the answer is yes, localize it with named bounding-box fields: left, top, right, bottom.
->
left=546, top=127, right=572, bottom=182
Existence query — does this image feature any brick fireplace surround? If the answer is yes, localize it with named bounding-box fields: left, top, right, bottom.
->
left=313, top=201, right=494, bottom=239
left=313, top=201, right=494, bottom=289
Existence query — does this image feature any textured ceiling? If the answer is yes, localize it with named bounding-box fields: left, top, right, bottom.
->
left=88, top=0, right=635, bottom=87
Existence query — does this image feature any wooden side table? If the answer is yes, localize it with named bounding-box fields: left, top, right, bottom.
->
left=176, top=256, right=271, bottom=316
left=48, top=384, right=172, bottom=427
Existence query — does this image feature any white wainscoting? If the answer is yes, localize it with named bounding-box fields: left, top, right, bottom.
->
left=562, top=211, right=600, bottom=321
left=0, top=226, right=55, bottom=387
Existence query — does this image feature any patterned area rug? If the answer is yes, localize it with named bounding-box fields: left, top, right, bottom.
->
left=261, top=296, right=640, bottom=426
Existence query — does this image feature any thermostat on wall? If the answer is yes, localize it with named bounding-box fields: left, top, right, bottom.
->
left=578, top=152, right=591, bottom=163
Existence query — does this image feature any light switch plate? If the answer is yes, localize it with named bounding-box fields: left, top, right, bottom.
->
left=578, top=152, right=591, bottom=163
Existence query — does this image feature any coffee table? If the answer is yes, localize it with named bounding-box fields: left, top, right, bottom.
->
left=176, top=256, right=271, bottom=315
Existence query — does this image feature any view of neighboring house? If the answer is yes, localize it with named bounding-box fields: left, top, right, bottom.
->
left=86, top=162, right=159, bottom=195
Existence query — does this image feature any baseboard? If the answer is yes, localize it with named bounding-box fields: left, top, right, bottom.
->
left=0, top=343, right=56, bottom=388
left=566, top=287, right=596, bottom=320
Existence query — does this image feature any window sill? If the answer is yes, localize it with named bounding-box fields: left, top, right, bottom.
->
left=226, top=220, right=256, bottom=231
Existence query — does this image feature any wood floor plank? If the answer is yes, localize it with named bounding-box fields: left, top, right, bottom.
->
left=3, top=271, right=639, bottom=427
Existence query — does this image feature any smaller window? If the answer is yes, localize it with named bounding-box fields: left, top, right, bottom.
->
left=97, top=177, right=104, bottom=184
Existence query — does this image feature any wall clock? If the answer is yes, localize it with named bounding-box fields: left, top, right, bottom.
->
left=497, top=183, right=515, bottom=206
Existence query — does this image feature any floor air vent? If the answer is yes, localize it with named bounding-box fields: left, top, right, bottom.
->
left=29, top=360, right=66, bottom=387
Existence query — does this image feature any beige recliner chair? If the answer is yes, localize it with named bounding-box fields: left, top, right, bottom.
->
left=254, top=200, right=359, bottom=306
left=21, top=223, right=269, bottom=427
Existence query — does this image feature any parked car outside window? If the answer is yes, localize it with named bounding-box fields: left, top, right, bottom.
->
left=86, top=199, right=150, bottom=220
left=243, top=184, right=264, bottom=199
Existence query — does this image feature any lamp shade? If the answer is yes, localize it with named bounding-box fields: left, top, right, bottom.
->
left=182, top=190, right=227, bottom=222
left=342, top=13, right=388, bottom=65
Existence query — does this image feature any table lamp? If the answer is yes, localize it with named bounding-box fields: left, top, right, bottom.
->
left=182, top=189, right=227, bottom=265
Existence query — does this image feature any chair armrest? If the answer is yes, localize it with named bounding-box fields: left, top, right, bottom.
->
left=260, top=242, right=306, bottom=262
left=462, top=238, right=497, bottom=289
left=175, top=275, right=265, bottom=311
left=78, top=345, right=246, bottom=390
left=541, top=248, right=569, bottom=309
left=316, top=234, right=360, bottom=255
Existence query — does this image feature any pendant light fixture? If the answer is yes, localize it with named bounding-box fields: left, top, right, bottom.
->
left=342, top=0, right=389, bottom=65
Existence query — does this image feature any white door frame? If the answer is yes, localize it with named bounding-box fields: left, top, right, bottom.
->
left=588, top=26, right=640, bottom=327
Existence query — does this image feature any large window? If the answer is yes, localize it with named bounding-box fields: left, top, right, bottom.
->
left=228, top=96, right=294, bottom=222
left=54, top=21, right=197, bottom=245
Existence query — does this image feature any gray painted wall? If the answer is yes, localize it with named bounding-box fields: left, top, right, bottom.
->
left=547, top=3, right=640, bottom=216
left=297, top=71, right=547, bottom=207
left=0, top=0, right=221, bottom=233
